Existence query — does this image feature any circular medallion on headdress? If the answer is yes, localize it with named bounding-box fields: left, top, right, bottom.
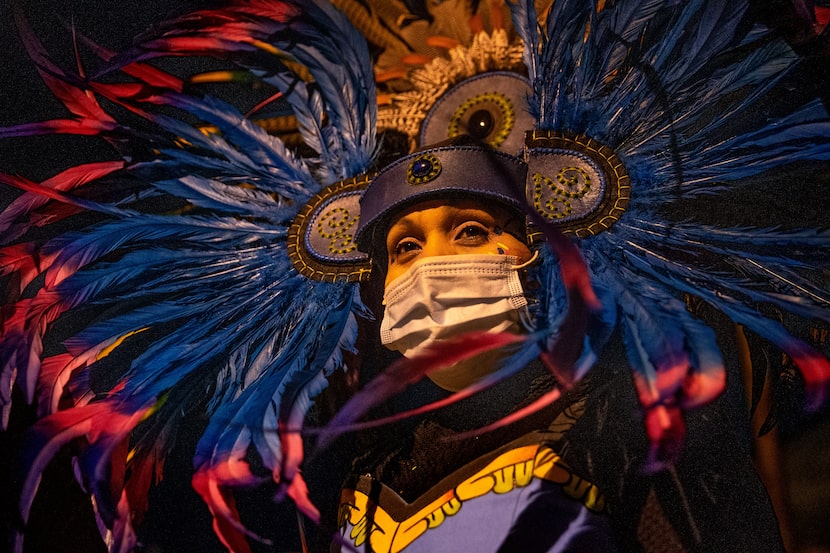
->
left=420, top=71, right=534, bottom=154
left=525, top=130, right=630, bottom=239
left=288, top=175, right=373, bottom=282
left=406, top=153, right=442, bottom=185
left=375, top=30, right=527, bottom=152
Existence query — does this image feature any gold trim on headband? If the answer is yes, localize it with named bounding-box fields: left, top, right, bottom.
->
left=525, top=130, right=630, bottom=240
left=288, top=175, right=374, bottom=282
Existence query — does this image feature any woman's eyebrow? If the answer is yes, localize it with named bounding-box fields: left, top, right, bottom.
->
left=387, top=216, right=419, bottom=235
left=450, top=208, right=496, bottom=225
left=386, top=217, right=421, bottom=249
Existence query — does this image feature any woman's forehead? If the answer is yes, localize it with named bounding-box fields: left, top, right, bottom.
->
left=386, top=198, right=511, bottom=230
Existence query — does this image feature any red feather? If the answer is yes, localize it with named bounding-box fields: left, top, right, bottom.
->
left=36, top=353, right=78, bottom=415
left=318, top=331, right=526, bottom=451
left=642, top=404, right=687, bottom=473
left=785, top=339, right=830, bottom=412
left=192, top=460, right=267, bottom=553
left=0, top=244, right=40, bottom=298
left=14, top=9, right=113, bottom=123
left=18, top=401, right=151, bottom=524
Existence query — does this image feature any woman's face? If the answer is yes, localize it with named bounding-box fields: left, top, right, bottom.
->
left=384, top=198, right=532, bottom=287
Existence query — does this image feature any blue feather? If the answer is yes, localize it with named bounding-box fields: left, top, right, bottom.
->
left=615, top=219, right=830, bottom=321
left=2, top=4, right=380, bottom=547
left=146, top=95, right=321, bottom=197
left=195, top=284, right=357, bottom=474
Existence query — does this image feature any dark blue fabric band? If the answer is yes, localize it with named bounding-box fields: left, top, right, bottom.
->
left=355, top=143, right=528, bottom=253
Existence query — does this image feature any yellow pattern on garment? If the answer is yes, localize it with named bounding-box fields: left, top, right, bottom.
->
left=338, top=443, right=605, bottom=553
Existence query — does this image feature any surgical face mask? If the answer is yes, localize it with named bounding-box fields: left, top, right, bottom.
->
left=380, top=254, right=532, bottom=371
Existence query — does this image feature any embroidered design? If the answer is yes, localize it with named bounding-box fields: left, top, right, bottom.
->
left=525, top=130, right=630, bottom=239
left=376, top=30, right=526, bottom=149
left=338, top=444, right=605, bottom=553
left=317, top=206, right=358, bottom=254
left=287, top=175, right=373, bottom=282
left=532, top=165, right=594, bottom=219
left=447, top=91, right=515, bottom=148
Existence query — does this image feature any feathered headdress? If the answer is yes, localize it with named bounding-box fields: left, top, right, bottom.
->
left=1, top=0, right=829, bottom=551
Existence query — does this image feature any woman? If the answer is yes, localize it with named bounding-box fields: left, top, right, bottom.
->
left=329, top=138, right=783, bottom=552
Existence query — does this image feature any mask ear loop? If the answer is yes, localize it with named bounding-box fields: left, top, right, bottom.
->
left=511, top=249, right=539, bottom=270
left=508, top=249, right=539, bottom=332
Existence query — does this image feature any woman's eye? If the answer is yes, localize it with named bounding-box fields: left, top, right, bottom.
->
left=456, top=224, right=489, bottom=242
left=393, top=240, right=421, bottom=257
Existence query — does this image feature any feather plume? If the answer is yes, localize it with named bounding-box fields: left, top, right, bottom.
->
left=16, top=401, right=153, bottom=526
left=508, top=0, right=830, bottom=467
left=0, top=162, right=126, bottom=243
left=2, top=2, right=378, bottom=551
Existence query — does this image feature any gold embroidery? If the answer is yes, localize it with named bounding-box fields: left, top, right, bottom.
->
left=339, top=443, right=605, bottom=552
left=317, top=206, right=358, bottom=254
left=447, top=92, right=515, bottom=148
left=532, top=165, right=592, bottom=220
left=534, top=446, right=605, bottom=512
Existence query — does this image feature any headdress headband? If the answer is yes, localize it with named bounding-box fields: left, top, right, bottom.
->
left=355, top=140, right=528, bottom=254
left=288, top=130, right=631, bottom=280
